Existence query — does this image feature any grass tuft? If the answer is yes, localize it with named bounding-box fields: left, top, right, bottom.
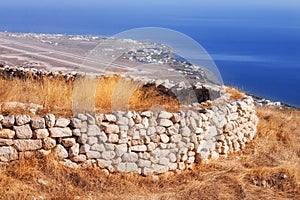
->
left=226, top=86, right=245, bottom=100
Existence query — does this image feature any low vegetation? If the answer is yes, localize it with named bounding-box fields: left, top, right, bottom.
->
left=0, top=107, right=299, bottom=199
left=0, top=76, right=179, bottom=116
left=226, top=86, right=245, bottom=100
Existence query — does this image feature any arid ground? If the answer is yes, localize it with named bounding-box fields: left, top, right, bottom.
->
left=0, top=107, right=299, bottom=200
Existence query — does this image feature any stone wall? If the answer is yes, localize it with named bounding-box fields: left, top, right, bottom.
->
left=0, top=96, right=258, bottom=175
left=0, top=65, right=259, bottom=175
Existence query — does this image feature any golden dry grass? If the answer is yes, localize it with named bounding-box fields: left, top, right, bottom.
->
left=0, top=76, right=179, bottom=116
left=226, top=86, right=245, bottom=100
left=0, top=107, right=299, bottom=199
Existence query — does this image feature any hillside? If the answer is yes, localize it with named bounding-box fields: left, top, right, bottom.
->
left=0, top=106, right=299, bottom=199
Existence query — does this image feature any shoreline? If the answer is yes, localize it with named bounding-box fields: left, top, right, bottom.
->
left=0, top=31, right=299, bottom=110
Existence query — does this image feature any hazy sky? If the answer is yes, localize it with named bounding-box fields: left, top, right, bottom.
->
left=2, top=0, right=300, bottom=9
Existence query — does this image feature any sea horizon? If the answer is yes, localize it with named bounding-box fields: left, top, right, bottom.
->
left=0, top=0, right=299, bottom=107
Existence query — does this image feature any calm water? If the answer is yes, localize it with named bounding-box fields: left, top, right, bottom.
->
left=0, top=1, right=299, bottom=107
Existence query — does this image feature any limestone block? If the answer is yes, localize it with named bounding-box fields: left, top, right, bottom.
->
left=14, top=125, right=33, bottom=139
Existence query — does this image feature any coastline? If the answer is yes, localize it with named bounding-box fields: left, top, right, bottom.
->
left=0, top=31, right=299, bottom=109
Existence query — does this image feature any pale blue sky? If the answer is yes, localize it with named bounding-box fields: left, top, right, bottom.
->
left=2, top=0, right=300, bottom=8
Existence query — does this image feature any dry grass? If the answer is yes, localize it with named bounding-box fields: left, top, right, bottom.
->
left=0, top=106, right=299, bottom=199
left=226, top=86, right=245, bottom=100
left=0, top=76, right=179, bottom=116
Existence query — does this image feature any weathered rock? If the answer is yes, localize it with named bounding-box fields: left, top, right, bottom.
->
left=104, top=114, right=117, bottom=122
left=14, top=125, right=33, bottom=139
left=102, top=151, right=116, bottom=160
left=142, top=117, right=149, bottom=128
left=49, top=127, right=72, bottom=137
left=76, top=114, right=88, bottom=121
left=53, top=144, right=68, bottom=159
left=108, top=134, right=119, bottom=143
left=141, top=111, right=152, bottom=118
left=133, top=114, right=142, bottom=123
left=0, top=129, right=15, bottom=139
left=2, top=116, right=15, bottom=128
left=87, top=136, right=98, bottom=146
left=80, top=121, right=88, bottom=133
left=55, top=117, right=70, bottom=128
left=15, top=114, right=31, bottom=126
left=228, top=112, right=239, bottom=121
left=152, top=164, right=169, bottom=174
left=104, top=143, right=115, bottom=151
left=117, top=117, right=129, bottom=125
left=147, top=142, right=156, bottom=151
left=180, top=127, right=191, bottom=137
left=160, top=134, right=169, bottom=143
left=167, top=125, right=179, bottom=135
left=61, top=159, right=78, bottom=169
left=117, top=162, right=138, bottom=173
left=137, top=159, right=152, bottom=168
left=90, top=143, right=105, bottom=152
left=130, top=145, right=147, bottom=152
left=170, top=134, right=182, bottom=143
left=115, top=144, right=127, bottom=157
left=171, top=114, right=181, bottom=123
left=168, top=163, right=178, bottom=171
left=87, top=125, right=101, bottom=136
left=102, top=124, right=119, bottom=134
left=98, top=131, right=108, bottom=143
left=31, top=117, right=46, bottom=129
left=158, top=119, right=173, bottom=127
left=61, top=138, right=76, bottom=147
left=150, top=134, right=160, bottom=143
left=14, top=139, right=42, bottom=151
left=205, top=126, right=218, bottom=139
left=44, top=114, right=55, bottom=128
left=86, top=150, right=101, bottom=159
left=142, top=167, right=154, bottom=176
left=79, top=144, right=90, bottom=154
left=95, top=113, right=104, bottom=124
left=71, top=154, right=86, bottom=163
left=168, top=153, right=177, bottom=163
left=158, top=111, right=173, bottom=119
left=0, top=139, right=14, bottom=146
left=122, top=152, right=138, bottom=162
left=210, top=151, right=219, bottom=160
left=78, top=134, right=88, bottom=144
left=43, top=137, right=56, bottom=150
left=159, top=157, right=170, bottom=166
left=72, top=129, right=81, bottom=137
left=97, top=159, right=112, bottom=168
left=0, top=146, right=18, bottom=161
left=70, top=118, right=82, bottom=129
left=33, top=129, right=49, bottom=139
left=86, top=113, right=96, bottom=124
left=156, top=126, right=166, bottom=134
left=69, top=143, right=79, bottom=157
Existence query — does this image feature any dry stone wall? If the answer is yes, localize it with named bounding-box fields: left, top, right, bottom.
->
left=0, top=96, right=258, bottom=175
left=0, top=65, right=259, bottom=175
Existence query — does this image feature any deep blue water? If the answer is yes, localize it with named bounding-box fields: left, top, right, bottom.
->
left=0, top=1, right=299, bottom=107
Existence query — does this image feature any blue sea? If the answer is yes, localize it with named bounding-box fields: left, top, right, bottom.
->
left=1, top=0, right=300, bottom=107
